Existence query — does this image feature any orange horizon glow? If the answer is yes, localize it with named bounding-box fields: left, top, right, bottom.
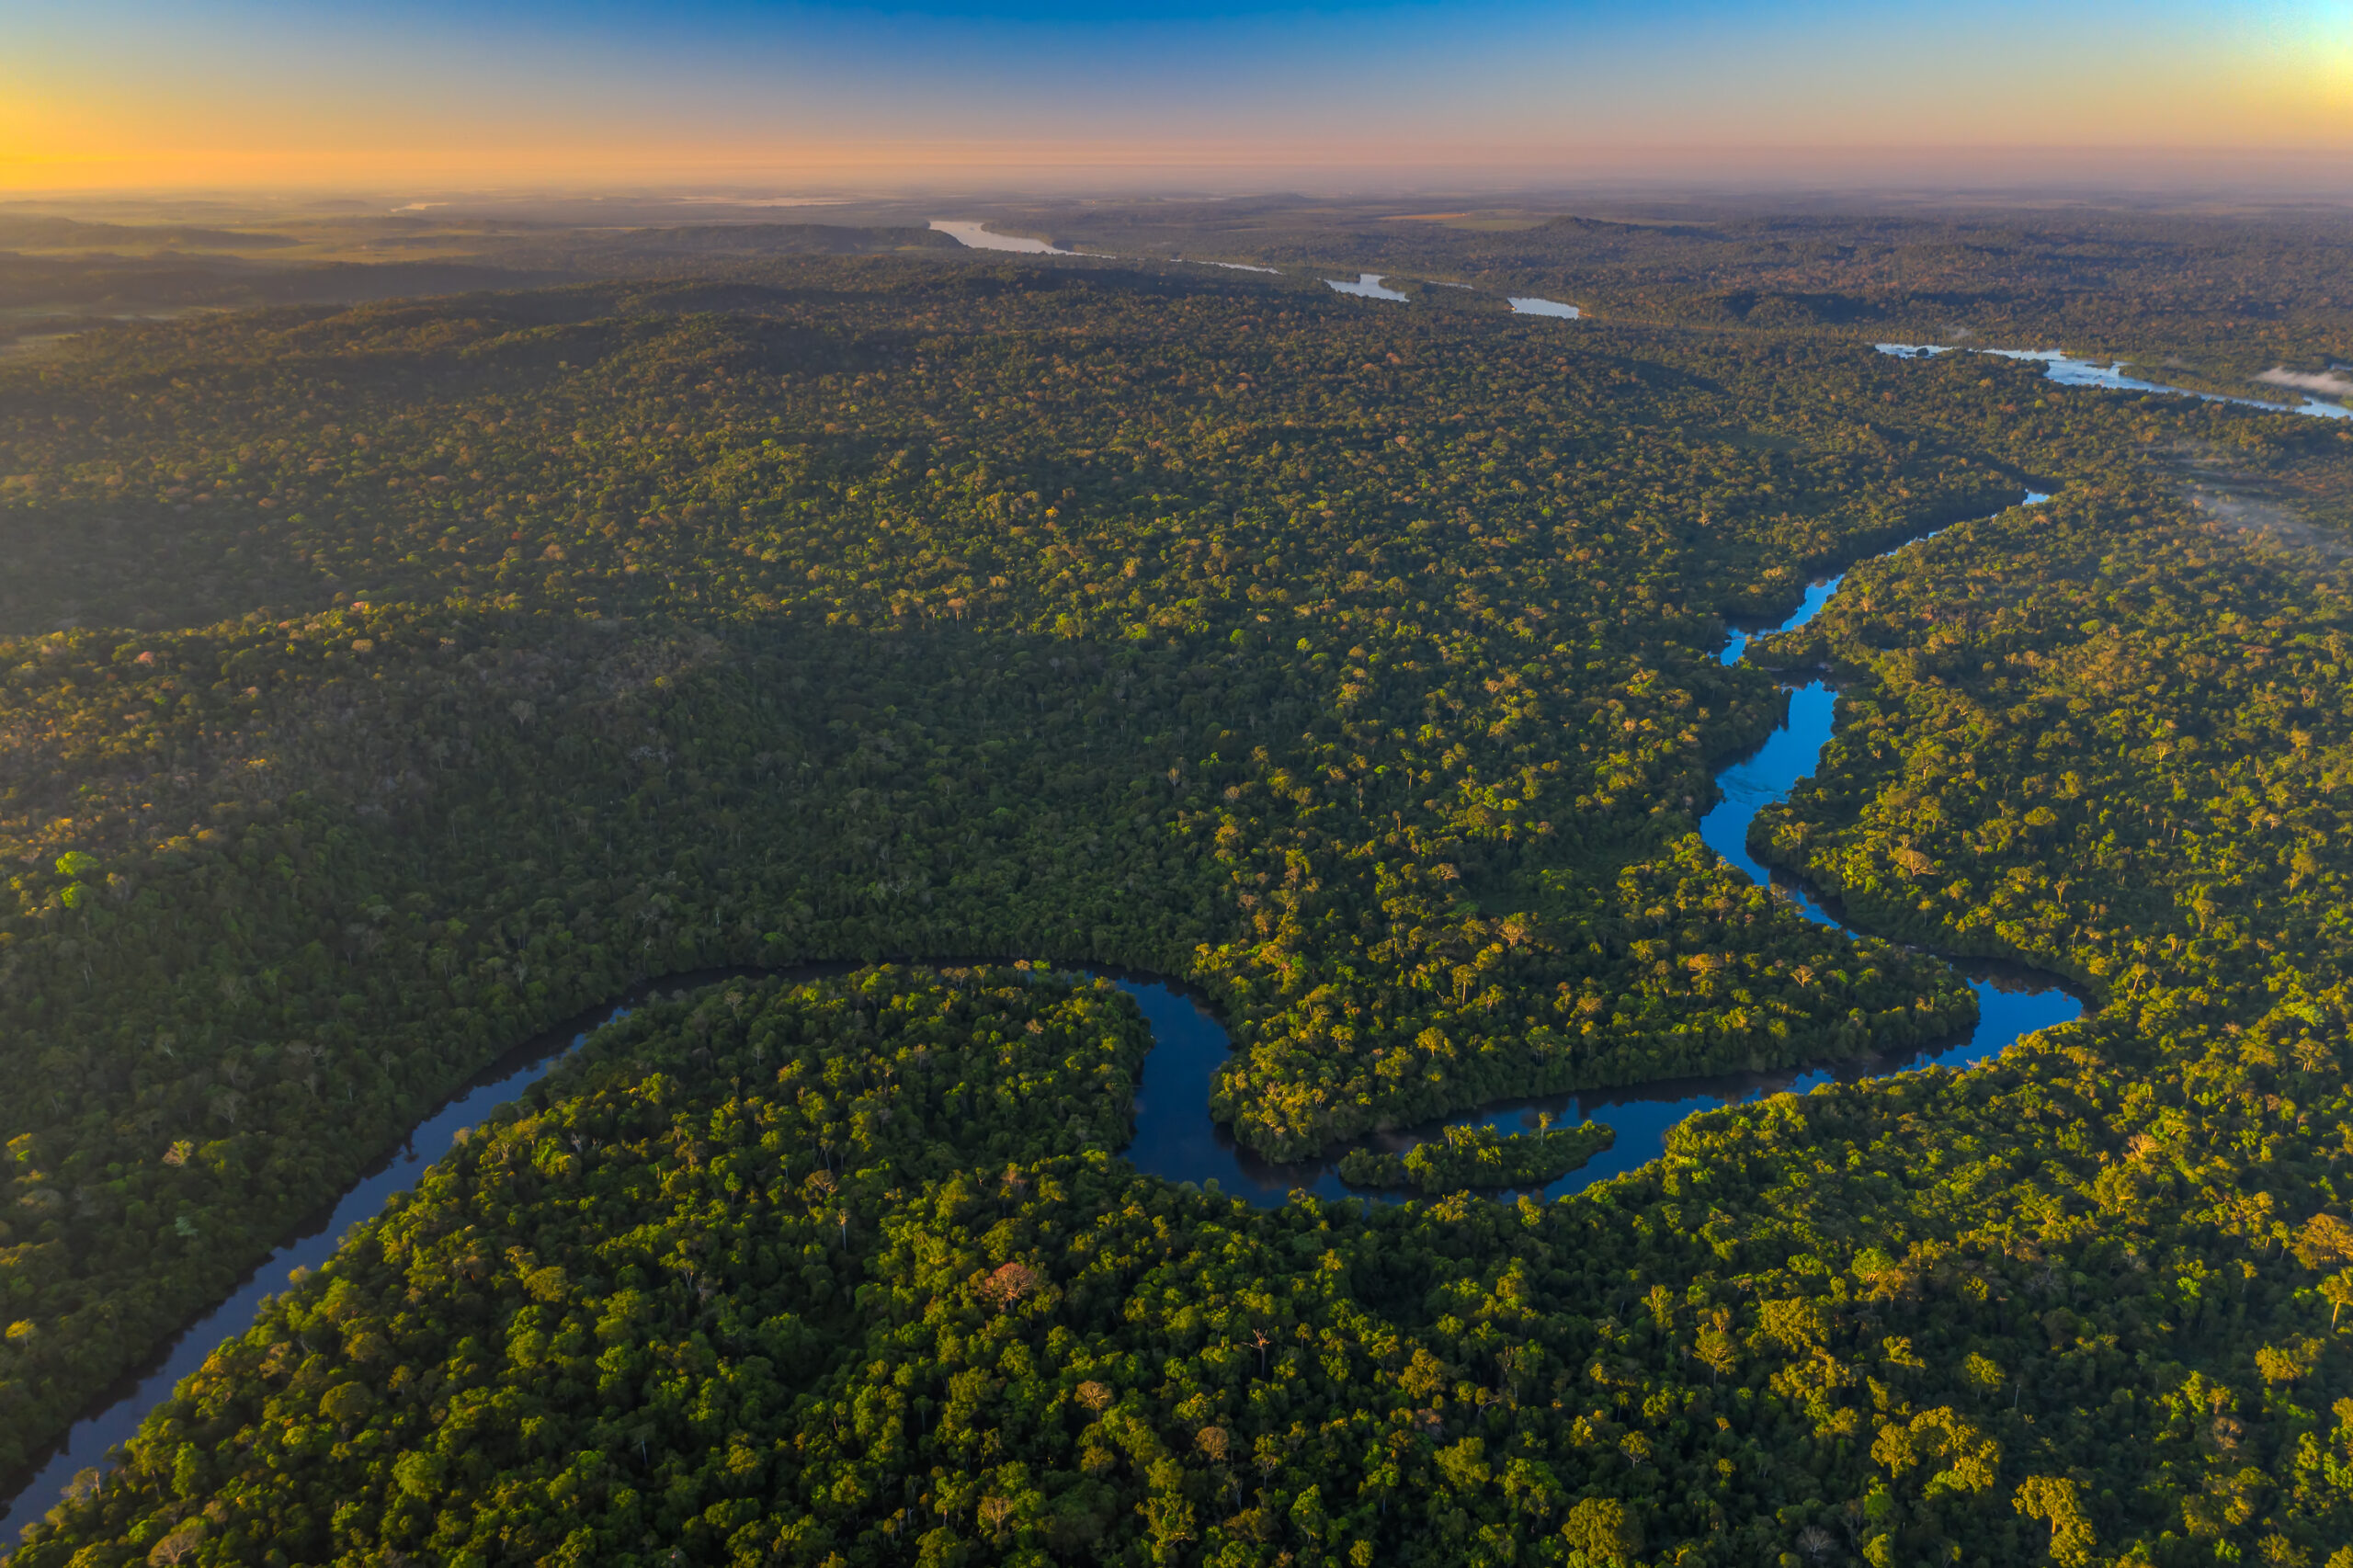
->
left=5, top=1, right=2349, bottom=196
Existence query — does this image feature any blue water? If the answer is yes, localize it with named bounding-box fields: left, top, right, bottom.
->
left=0, top=494, right=2090, bottom=1546
left=1878, top=343, right=2351, bottom=421
left=1111, top=489, right=2082, bottom=1208
left=0, top=992, right=666, bottom=1548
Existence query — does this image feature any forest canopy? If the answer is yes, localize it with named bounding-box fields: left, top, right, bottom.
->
left=4, top=237, right=2353, bottom=1565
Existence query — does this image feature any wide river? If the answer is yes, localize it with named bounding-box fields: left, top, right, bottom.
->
left=926, top=221, right=1074, bottom=256
left=1, top=497, right=2085, bottom=1546
left=1879, top=344, right=2353, bottom=421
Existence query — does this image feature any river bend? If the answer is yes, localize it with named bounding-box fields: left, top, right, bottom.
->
left=0, top=497, right=2085, bottom=1545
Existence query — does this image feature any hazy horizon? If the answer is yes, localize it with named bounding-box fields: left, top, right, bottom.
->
left=7, top=0, right=2348, bottom=196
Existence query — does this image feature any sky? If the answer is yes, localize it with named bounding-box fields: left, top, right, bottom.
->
left=4, top=0, right=2350, bottom=193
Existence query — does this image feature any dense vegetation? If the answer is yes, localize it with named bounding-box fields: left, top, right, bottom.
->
left=16, top=200, right=2353, bottom=403
left=26, top=960, right=2353, bottom=1567
left=1021, top=202, right=2353, bottom=398
left=1335, top=1119, right=1614, bottom=1193
left=0, top=221, right=954, bottom=324
left=6, top=231, right=2353, bottom=1565
left=0, top=263, right=2021, bottom=1482
left=1752, top=485, right=2353, bottom=1003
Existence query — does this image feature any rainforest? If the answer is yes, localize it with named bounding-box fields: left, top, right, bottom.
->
left=3, top=209, right=2353, bottom=1568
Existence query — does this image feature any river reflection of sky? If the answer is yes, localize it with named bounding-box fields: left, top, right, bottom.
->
left=1115, top=488, right=2083, bottom=1210
left=0, top=501, right=2092, bottom=1540
left=0, top=995, right=648, bottom=1544
left=1878, top=342, right=2351, bottom=421
left=1324, top=273, right=1409, bottom=301
left=928, top=220, right=1073, bottom=255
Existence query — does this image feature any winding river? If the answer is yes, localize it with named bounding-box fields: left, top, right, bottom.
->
left=0, top=498, right=2086, bottom=1546
left=1878, top=344, right=2353, bottom=422
left=1125, top=491, right=2082, bottom=1209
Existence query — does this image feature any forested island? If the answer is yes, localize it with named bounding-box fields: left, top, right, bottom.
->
left=2, top=210, right=2352, bottom=1565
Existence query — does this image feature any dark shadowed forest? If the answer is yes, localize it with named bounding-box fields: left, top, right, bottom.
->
left=4, top=206, right=2353, bottom=1566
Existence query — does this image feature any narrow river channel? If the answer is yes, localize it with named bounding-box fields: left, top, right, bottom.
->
left=1120, top=490, right=2083, bottom=1208
left=2, top=494, right=2086, bottom=1546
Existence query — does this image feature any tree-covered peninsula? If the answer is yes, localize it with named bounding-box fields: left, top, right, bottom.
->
left=4, top=244, right=2353, bottom=1564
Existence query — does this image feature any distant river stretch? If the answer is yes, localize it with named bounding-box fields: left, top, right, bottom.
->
left=1324, top=273, right=1410, bottom=301
left=1878, top=343, right=2353, bottom=421
left=926, top=221, right=1074, bottom=255
left=3, top=496, right=2086, bottom=1544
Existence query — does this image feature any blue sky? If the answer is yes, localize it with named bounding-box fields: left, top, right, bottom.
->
left=5, top=0, right=2347, bottom=190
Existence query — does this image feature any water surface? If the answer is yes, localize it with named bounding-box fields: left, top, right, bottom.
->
left=1117, top=491, right=2081, bottom=1208
left=1877, top=343, right=2351, bottom=421
left=1508, top=297, right=1581, bottom=319
left=0, top=499, right=2089, bottom=1547
left=1324, top=273, right=1409, bottom=301
left=929, top=221, right=1074, bottom=256
left=0, top=996, right=657, bottom=1546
